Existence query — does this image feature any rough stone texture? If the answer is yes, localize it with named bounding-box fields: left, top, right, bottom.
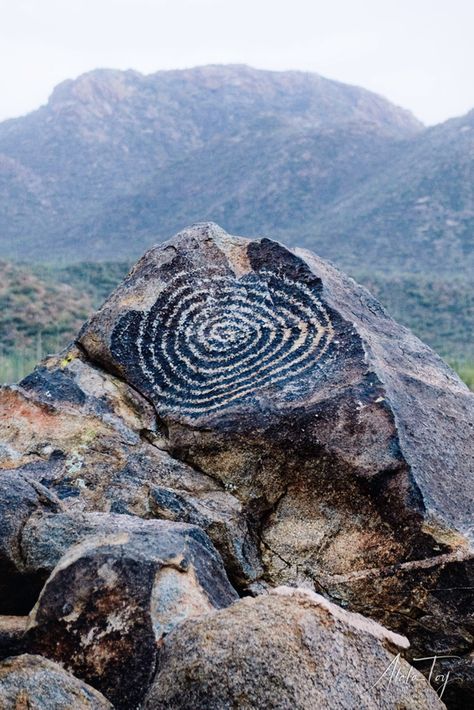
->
left=23, top=504, right=259, bottom=593
left=433, top=653, right=474, bottom=710
left=78, top=224, right=474, bottom=669
left=0, top=616, right=27, bottom=661
left=143, top=586, right=446, bottom=710
left=0, top=222, right=473, bottom=706
left=0, top=654, right=112, bottom=709
left=19, top=507, right=257, bottom=595
left=27, top=523, right=238, bottom=709
left=0, top=353, right=261, bottom=590
left=0, top=470, right=62, bottom=614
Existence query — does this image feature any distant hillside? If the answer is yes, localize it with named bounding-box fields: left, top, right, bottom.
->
left=0, top=261, right=93, bottom=381
left=0, top=65, right=427, bottom=266
left=306, top=109, right=474, bottom=274
left=357, top=272, right=473, bottom=363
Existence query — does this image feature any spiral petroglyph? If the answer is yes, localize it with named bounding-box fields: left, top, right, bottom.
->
left=111, top=268, right=336, bottom=416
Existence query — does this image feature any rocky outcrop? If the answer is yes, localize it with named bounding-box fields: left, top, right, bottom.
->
left=0, top=654, right=112, bottom=709
left=0, top=222, right=472, bottom=706
left=19, top=509, right=251, bottom=591
left=26, top=522, right=237, bottom=708
left=143, top=587, right=445, bottom=709
left=0, top=354, right=261, bottom=591
left=78, top=224, right=474, bottom=660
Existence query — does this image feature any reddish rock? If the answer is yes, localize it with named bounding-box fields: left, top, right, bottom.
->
left=0, top=353, right=261, bottom=589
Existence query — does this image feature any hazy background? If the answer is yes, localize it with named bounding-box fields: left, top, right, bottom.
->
left=1, top=0, right=474, bottom=124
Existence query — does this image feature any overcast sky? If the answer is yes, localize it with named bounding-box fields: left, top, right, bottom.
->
left=1, top=0, right=473, bottom=125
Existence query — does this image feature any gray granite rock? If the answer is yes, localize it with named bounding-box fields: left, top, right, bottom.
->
left=0, top=470, right=61, bottom=614
left=0, top=654, right=112, bottom=709
left=20, top=507, right=260, bottom=590
left=143, top=586, right=446, bottom=710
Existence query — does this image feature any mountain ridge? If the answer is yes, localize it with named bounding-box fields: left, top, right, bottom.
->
left=0, top=64, right=471, bottom=278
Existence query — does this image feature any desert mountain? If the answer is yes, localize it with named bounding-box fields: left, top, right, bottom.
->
left=1, top=65, right=473, bottom=377
left=310, top=107, right=474, bottom=274
left=0, top=64, right=427, bottom=265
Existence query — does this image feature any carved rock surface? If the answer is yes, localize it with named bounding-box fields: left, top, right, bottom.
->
left=27, top=523, right=238, bottom=709
left=78, top=223, right=474, bottom=663
left=0, top=654, right=112, bottom=709
left=143, top=587, right=446, bottom=710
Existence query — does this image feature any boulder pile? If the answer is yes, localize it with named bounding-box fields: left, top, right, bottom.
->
left=0, top=223, right=472, bottom=708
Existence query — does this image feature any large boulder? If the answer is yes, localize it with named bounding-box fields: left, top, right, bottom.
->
left=0, top=654, right=112, bottom=709
left=143, top=587, right=446, bottom=709
left=77, top=223, right=474, bottom=665
left=26, top=522, right=238, bottom=709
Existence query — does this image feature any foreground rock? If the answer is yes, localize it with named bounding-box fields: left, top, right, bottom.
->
left=27, top=522, right=237, bottom=708
left=144, top=587, right=445, bottom=709
left=0, top=654, right=112, bottom=709
left=0, top=356, right=261, bottom=590
left=19, top=508, right=252, bottom=589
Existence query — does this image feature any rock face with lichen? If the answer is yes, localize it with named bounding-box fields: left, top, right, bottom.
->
left=0, top=222, right=472, bottom=708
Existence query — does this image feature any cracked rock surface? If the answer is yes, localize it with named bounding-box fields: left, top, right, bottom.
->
left=0, top=222, right=472, bottom=707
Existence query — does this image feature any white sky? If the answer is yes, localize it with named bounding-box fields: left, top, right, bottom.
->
left=1, top=0, right=473, bottom=125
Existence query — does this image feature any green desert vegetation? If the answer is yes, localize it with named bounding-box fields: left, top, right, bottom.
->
left=450, top=361, right=474, bottom=390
